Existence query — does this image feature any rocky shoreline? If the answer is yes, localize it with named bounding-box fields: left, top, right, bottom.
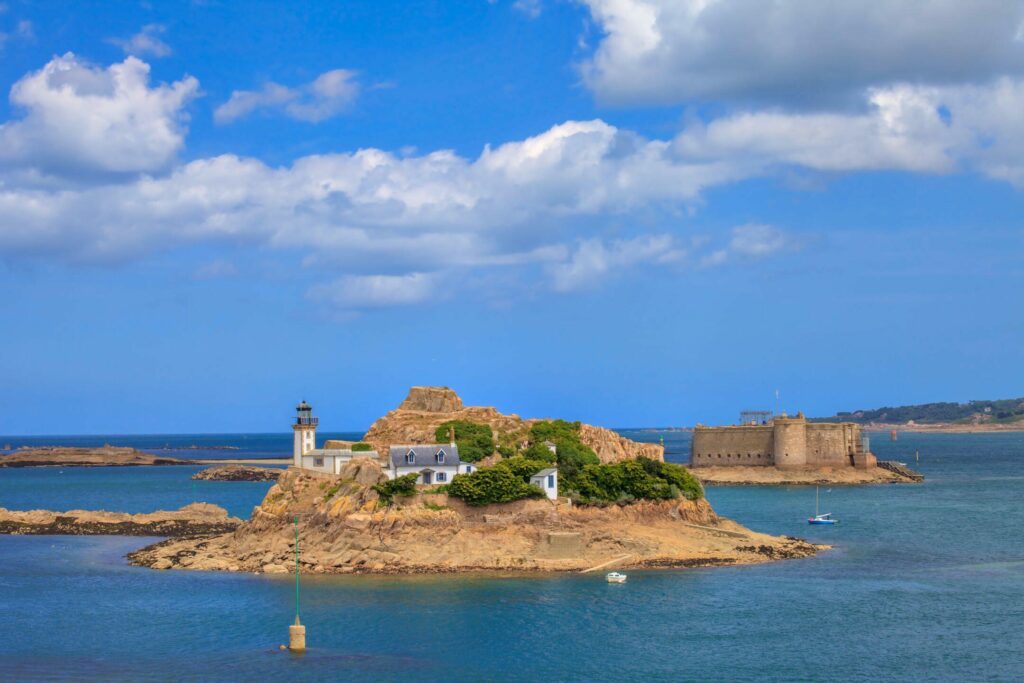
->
left=693, top=464, right=922, bottom=486
left=192, top=465, right=282, bottom=482
left=0, top=503, right=241, bottom=537
left=0, top=446, right=194, bottom=468
left=127, top=460, right=821, bottom=575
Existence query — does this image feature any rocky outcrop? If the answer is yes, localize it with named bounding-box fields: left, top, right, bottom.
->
left=693, top=465, right=922, bottom=486
left=128, top=462, right=819, bottom=574
left=361, top=386, right=663, bottom=463
left=0, top=503, right=241, bottom=537
left=398, top=386, right=464, bottom=412
left=192, top=465, right=282, bottom=482
left=0, top=446, right=193, bottom=468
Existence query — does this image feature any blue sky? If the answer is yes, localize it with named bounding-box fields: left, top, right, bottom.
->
left=1, top=0, right=1023, bottom=435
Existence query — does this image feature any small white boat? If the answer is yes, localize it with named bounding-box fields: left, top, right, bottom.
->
left=808, top=486, right=839, bottom=525
left=606, top=572, right=627, bottom=583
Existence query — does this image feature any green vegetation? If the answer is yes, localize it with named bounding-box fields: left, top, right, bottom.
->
left=372, top=473, right=419, bottom=504
left=568, top=457, right=702, bottom=504
left=422, top=501, right=449, bottom=511
left=443, top=418, right=702, bottom=508
left=351, top=442, right=373, bottom=452
left=818, top=397, right=1024, bottom=425
left=435, top=420, right=495, bottom=462
left=446, top=459, right=546, bottom=506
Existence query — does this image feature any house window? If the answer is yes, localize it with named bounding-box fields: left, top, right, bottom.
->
left=547, top=474, right=555, bottom=488
left=465, top=465, right=473, bottom=473
left=436, top=472, right=447, bottom=482
left=314, top=457, right=324, bottom=467
left=436, top=449, right=445, bottom=463
left=406, top=450, right=416, bottom=464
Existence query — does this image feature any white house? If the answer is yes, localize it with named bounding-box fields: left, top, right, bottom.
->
left=530, top=468, right=558, bottom=500
left=388, top=444, right=476, bottom=484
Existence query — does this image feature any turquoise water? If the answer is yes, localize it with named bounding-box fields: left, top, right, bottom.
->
left=1, top=431, right=1023, bottom=681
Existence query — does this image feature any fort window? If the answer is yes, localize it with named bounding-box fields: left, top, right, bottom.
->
left=314, top=457, right=324, bottom=467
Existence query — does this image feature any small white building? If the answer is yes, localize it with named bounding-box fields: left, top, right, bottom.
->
left=291, top=400, right=379, bottom=474
left=530, top=468, right=558, bottom=500
left=388, top=444, right=475, bottom=484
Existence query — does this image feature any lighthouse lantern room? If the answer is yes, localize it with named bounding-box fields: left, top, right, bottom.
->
left=292, top=400, right=318, bottom=467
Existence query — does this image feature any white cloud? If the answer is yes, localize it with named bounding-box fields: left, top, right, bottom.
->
left=214, top=69, right=359, bottom=123
left=513, top=0, right=543, bottom=19
left=307, top=273, right=438, bottom=309
left=674, top=79, right=1024, bottom=184
left=580, top=0, right=1024, bottom=106
left=549, top=234, right=685, bottom=291
left=110, top=24, right=172, bottom=58
left=5, top=55, right=1024, bottom=308
left=0, top=53, right=197, bottom=177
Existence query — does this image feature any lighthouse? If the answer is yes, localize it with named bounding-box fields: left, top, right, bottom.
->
left=292, top=400, right=318, bottom=468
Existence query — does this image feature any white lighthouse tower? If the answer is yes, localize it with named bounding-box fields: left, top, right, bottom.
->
left=292, top=400, right=318, bottom=468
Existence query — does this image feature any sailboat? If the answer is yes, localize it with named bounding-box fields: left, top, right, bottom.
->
left=808, top=485, right=837, bottom=524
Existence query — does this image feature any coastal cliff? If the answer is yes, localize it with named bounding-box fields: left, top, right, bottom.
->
left=351, top=386, right=662, bottom=463
left=128, top=459, right=818, bottom=574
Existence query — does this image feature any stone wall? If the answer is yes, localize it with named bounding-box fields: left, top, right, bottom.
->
left=691, top=414, right=870, bottom=470
left=691, top=425, right=774, bottom=467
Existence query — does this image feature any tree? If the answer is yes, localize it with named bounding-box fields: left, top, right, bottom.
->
left=435, top=420, right=494, bottom=462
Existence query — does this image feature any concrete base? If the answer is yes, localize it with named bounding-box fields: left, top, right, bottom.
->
left=289, top=617, right=306, bottom=652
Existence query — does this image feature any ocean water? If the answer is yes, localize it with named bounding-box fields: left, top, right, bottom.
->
left=1, top=431, right=1023, bottom=681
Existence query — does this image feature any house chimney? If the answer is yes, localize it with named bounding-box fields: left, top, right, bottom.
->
left=448, top=425, right=456, bottom=448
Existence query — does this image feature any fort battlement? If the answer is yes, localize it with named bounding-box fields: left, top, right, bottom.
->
left=691, top=412, right=876, bottom=470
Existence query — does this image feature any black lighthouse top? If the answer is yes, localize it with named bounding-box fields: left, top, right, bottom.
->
left=295, top=400, right=318, bottom=426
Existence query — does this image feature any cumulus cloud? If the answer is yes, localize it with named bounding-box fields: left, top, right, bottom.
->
left=674, top=79, right=1024, bottom=184
left=214, top=69, right=359, bottom=123
left=549, top=234, right=685, bottom=291
left=580, top=0, right=1024, bottom=107
left=109, top=24, right=172, bottom=58
left=307, top=273, right=438, bottom=309
left=0, top=53, right=197, bottom=177
left=513, top=0, right=543, bottom=19
left=6, top=54, right=1024, bottom=308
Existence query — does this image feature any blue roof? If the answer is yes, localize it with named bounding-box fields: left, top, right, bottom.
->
left=390, top=444, right=461, bottom=468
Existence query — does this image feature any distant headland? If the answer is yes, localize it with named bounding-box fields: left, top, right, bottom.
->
left=814, top=397, right=1024, bottom=432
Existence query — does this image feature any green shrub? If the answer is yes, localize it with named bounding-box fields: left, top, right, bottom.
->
left=521, top=441, right=556, bottom=464
left=435, top=420, right=495, bottom=462
left=351, top=442, right=373, bottom=452
left=447, top=466, right=545, bottom=506
left=567, top=457, right=703, bottom=504
left=372, top=473, right=419, bottom=504
left=493, top=456, right=549, bottom=479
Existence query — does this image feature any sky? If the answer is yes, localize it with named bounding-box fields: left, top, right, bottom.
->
left=1, top=0, right=1023, bottom=435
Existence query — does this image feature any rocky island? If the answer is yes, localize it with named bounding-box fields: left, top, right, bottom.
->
left=0, top=503, right=241, bottom=537
left=192, top=465, right=282, bottom=482
left=0, top=446, right=195, bottom=468
left=128, top=387, right=821, bottom=575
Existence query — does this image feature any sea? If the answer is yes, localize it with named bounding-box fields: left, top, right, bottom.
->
left=1, top=430, right=1022, bottom=682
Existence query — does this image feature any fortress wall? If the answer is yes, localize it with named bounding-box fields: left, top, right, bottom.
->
left=773, top=418, right=807, bottom=468
left=805, top=424, right=853, bottom=466
left=691, top=427, right=774, bottom=467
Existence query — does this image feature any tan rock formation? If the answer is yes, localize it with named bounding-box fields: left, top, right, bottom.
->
left=0, top=446, right=194, bottom=467
left=359, top=386, right=663, bottom=463
left=127, top=462, right=819, bottom=575
left=0, top=503, right=241, bottom=536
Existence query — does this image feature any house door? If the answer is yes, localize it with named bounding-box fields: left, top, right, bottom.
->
left=422, top=470, right=433, bottom=485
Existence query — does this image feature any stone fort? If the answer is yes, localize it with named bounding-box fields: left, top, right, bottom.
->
left=690, top=412, right=877, bottom=470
